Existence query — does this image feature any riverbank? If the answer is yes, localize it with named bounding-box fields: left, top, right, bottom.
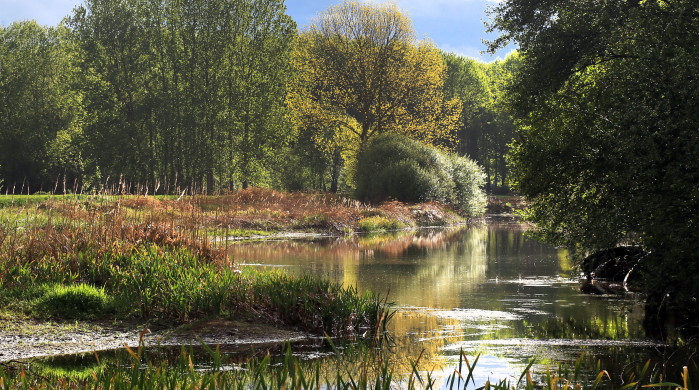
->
left=0, top=189, right=473, bottom=362
left=0, top=317, right=308, bottom=362
left=0, top=188, right=468, bottom=236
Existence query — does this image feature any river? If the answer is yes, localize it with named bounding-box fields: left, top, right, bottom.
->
left=27, top=221, right=693, bottom=386
left=229, top=221, right=684, bottom=386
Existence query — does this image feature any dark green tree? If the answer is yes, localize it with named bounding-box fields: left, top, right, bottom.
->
left=488, top=0, right=699, bottom=335
left=69, top=0, right=295, bottom=193
left=0, top=21, right=84, bottom=192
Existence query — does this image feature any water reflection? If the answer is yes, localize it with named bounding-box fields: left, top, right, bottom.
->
left=231, top=225, right=645, bottom=336
left=230, top=223, right=662, bottom=381
left=26, top=224, right=695, bottom=386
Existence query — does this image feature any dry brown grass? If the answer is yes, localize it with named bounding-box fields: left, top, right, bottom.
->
left=0, top=188, right=464, bottom=274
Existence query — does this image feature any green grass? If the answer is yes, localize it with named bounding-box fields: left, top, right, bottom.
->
left=31, top=283, right=113, bottom=320
left=0, top=194, right=54, bottom=208
left=1, top=243, right=387, bottom=335
left=357, top=215, right=405, bottom=232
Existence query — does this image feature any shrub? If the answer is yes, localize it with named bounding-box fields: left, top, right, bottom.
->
left=355, top=134, right=450, bottom=203
left=443, top=153, right=487, bottom=216
left=354, top=134, right=486, bottom=216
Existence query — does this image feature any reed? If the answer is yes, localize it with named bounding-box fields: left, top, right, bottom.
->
left=0, top=341, right=692, bottom=390
left=0, top=191, right=394, bottom=335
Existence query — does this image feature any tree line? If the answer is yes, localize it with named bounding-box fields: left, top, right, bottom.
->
left=0, top=0, right=517, bottom=195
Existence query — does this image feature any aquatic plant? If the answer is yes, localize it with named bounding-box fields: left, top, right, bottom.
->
left=0, top=340, right=692, bottom=389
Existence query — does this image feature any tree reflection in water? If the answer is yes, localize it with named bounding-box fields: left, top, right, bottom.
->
left=228, top=224, right=685, bottom=383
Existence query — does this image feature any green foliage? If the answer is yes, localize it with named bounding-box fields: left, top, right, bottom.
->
left=32, top=283, right=113, bottom=320
left=357, top=216, right=405, bottom=232
left=442, top=51, right=520, bottom=192
left=443, top=153, right=487, bottom=216
left=276, top=127, right=343, bottom=192
left=0, top=21, right=85, bottom=192
left=355, top=134, right=486, bottom=216
left=355, top=134, right=451, bottom=203
left=66, top=0, right=296, bottom=193
left=287, top=1, right=461, bottom=153
left=489, top=0, right=699, bottom=331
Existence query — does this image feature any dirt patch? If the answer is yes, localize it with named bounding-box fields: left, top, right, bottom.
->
left=0, top=318, right=308, bottom=362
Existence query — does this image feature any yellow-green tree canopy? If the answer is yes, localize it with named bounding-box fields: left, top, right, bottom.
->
left=287, top=1, right=461, bottom=158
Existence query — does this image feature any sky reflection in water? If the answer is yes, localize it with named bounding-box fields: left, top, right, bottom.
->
left=230, top=223, right=658, bottom=383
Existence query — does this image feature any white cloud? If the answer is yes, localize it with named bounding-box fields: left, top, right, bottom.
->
left=439, top=43, right=486, bottom=60
left=439, top=42, right=517, bottom=62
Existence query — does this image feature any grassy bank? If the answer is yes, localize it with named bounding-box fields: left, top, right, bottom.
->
left=0, top=189, right=404, bottom=335
left=0, top=188, right=465, bottom=235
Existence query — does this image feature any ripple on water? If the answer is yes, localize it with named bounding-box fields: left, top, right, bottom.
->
left=442, top=338, right=663, bottom=352
left=428, top=308, right=522, bottom=321
left=495, top=277, right=579, bottom=287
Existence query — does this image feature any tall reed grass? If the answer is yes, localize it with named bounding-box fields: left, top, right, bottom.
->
left=0, top=191, right=393, bottom=334
left=0, top=338, right=691, bottom=389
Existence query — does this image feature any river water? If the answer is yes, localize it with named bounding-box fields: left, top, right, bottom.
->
left=28, top=221, right=693, bottom=386
left=229, top=221, right=683, bottom=386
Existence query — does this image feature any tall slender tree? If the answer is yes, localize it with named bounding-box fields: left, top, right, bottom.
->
left=69, top=0, right=295, bottom=193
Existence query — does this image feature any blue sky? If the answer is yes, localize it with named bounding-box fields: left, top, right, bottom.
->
left=0, top=0, right=514, bottom=61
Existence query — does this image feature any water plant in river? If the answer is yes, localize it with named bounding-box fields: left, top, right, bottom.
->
left=0, top=339, right=693, bottom=389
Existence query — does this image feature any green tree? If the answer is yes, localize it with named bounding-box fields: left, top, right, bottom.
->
left=70, top=0, right=154, bottom=188
left=442, top=52, right=519, bottom=192
left=0, top=21, right=84, bottom=192
left=69, top=0, right=295, bottom=193
left=224, top=0, right=296, bottom=189
left=288, top=0, right=461, bottom=173
left=489, top=0, right=699, bottom=334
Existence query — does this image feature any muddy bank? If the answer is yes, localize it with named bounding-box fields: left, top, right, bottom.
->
left=0, top=319, right=308, bottom=362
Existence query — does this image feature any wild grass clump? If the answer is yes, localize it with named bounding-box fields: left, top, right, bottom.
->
left=32, top=283, right=113, bottom=320
left=358, top=215, right=405, bottom=232
left=1, top=241, right=387, bottom=334
left=247, top=273, right=390, bottom=336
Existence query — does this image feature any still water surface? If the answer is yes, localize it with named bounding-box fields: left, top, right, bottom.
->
left=230, top=222, right=667, bottom=384
left=32, top=222, right=688, bottom=386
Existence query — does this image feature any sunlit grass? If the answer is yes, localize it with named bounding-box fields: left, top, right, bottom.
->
left=0, top=190, right=400, bottom=335
left=357, top=215, right=406, bottom=232
left=1, top=341, right=692, bottom=389
left=31, top=283, right=113, bottom=320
